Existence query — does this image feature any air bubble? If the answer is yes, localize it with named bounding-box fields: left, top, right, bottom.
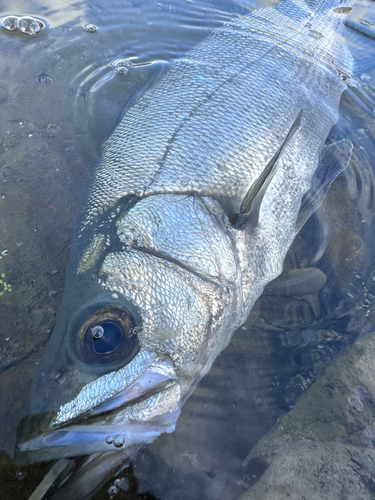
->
left=86, top=24, right=97, bottom=33
left=92, top=325, right=104, bottom=339
left=113, top=435, right=125, bottom=447
left=1, top=17, right=18, bottom=31
left=114, top=478, right=129, bottom=492
left=113, top=59, right=132, bottom=76
left=111, top=292, right=119, bottom=300
left=15, top=470, right=26, bottom=481
left=108, top=485, right=119, bottom=497
left=106, top=435, right=114, bottom=444
left=17, top=17, right=41, bottom=36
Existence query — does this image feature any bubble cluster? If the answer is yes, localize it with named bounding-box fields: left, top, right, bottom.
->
left=114, top=478, right=129, bottom=491
left=108, top=477, right=129, bottom=498
left=106, top=434, right=125, bottom=447
left=0, top=15, right=44, bottom=36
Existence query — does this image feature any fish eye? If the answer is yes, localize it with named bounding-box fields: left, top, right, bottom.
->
left=75, top=308, right=139, bottom=365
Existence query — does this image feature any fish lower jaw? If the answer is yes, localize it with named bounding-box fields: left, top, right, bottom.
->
left=15, top=418, right=178, bottom=464
left=15, top=380, right=182, bottom=465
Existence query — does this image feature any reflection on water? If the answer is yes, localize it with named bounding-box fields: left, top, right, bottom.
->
left=0, top=0, right=374, bottom=498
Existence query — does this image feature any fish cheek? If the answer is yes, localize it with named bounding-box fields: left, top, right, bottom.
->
left=99, top=250, right=215, bottom=369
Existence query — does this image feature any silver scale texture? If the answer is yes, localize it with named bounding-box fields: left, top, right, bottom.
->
left=64, top=0, right=355, bottom=421
left=116, top=194, right=238, bottom=282
left=55, top=350, right=156, bottom=424
left=83, top=0, right=352, bottom=226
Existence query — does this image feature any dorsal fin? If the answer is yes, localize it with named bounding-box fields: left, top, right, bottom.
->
left=240, top=110, right=303, bottom=216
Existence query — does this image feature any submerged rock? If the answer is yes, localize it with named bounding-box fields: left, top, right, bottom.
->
left=240, top=331, right=375, bottom=499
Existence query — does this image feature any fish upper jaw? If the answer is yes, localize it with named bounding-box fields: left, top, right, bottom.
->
left=15, top=356, right=181, bottom=464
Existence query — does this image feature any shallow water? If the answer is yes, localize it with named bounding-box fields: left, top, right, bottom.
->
left=0, top=0, right=375, bottom=498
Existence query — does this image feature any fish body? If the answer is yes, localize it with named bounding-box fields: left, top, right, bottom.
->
left=15, top=0, right=368, bottom=495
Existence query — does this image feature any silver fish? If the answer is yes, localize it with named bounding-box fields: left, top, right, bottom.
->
left=15, top=0, right=372, bottom=496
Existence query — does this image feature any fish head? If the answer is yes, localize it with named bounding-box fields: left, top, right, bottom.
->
left=15, top=194, right=241, bottom=465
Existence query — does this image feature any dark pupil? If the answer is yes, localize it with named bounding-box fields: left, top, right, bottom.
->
left=92, top=322, right=121, bottom=354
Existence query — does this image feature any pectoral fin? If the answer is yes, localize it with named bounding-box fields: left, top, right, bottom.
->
left=240, top=110, right=303, bottom=215
left=295, top=139, right=353, bottom=232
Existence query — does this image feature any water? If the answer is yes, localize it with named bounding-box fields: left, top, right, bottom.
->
left=0, top=0, right=374, bottom=498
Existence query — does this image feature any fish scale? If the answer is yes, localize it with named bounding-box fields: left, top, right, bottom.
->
left=84, top=0, right=351, bottom=228
left=116, top=194, right=238, bottom=281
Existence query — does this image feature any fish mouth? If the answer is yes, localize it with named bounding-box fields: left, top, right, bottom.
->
left=15, top=361, right=181, bottom=465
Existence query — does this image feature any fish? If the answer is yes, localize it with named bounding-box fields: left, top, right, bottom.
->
left=14, top=0, right=374, bottom=497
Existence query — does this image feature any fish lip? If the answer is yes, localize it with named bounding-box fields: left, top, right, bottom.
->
left=53, top=360, right=178, bottom=426
left=15, top=362, right=180, bottom=465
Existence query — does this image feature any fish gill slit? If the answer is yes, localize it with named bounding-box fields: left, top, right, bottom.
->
left=126, top=243, right=232, bottom=290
